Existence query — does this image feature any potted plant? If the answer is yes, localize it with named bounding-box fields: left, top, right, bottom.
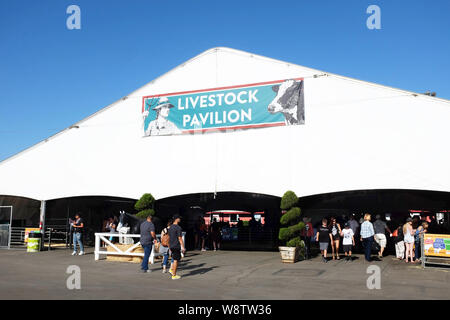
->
left=134, top=193, right=163, bottom=231
left=278, top=190, right=305, bottom=263
left=135, top=193, right=156, bottom=219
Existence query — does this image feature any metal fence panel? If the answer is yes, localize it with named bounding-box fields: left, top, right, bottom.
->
left=0, top=206, right=13, bottom=249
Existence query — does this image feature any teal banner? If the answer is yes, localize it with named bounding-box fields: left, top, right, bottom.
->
left=142, top=78, right=304, bottom=136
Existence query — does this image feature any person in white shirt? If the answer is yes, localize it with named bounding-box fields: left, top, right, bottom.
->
left=341, top=222, right=355, bottom=262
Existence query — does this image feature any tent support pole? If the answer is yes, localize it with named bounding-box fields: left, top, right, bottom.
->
left=39, top=200, right=46, bottom=250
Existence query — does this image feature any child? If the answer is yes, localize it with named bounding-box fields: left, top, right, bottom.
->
left=340, top=222, right=355, bottom=261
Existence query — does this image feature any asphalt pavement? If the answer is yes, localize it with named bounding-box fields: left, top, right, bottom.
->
left=0, top=247, right=449, bottom=299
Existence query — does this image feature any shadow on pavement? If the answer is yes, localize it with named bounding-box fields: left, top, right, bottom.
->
left=183, top=266, right=218, bottom=277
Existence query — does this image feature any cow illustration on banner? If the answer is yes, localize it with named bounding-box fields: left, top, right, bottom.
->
left=142, top=78, right=305, bottom=136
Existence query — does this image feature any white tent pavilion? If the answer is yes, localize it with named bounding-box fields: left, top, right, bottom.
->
left=0, top=47, right=449, bottom=212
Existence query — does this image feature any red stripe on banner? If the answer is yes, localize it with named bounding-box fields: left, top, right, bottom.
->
left=182, top=122, right=286, bottom=134
left=141, top=77, right=304, bottom=112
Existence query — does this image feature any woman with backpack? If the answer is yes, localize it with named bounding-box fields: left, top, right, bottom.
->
left=160, top=219, right=173, bottom=273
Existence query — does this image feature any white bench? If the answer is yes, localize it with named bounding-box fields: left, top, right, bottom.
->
left=94, top=232, right=185, bottom=264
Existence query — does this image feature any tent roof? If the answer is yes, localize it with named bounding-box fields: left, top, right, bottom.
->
left=1, top=47, right=449, bottom=201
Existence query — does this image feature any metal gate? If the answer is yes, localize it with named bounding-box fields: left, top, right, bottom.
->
left=0, top=206, right=13, bottom=249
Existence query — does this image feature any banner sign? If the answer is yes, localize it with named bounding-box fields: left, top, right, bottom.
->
left=142, top=78, right=305, bottom=136
left=222, top=227, right=238, bottom=241
left=423, top=233, right=450, bottom=258
left=24, top=228, right=40, bottom=243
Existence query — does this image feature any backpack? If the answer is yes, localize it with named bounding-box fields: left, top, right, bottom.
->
left=161, top=227, right=170, bottom=247
left=392, top=229, right=398, bottom=237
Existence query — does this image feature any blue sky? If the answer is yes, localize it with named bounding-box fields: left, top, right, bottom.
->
left=0, top=0, right=449, bottom=161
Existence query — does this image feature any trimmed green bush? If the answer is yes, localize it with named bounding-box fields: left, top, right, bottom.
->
left=278, top=222, right=305, bottom=241
left=280, top=207, right=301, bottom=225
left=136, top=209, right=155, bottom=219
left=135, top=193, right=155, bottom=211
left=280, top=190, right=298, bottom=210
left=286, top=237, right=304, bottom=248
left=135, top=193, right=155, bottom=219
left=279, top=191, right=305, bottom=250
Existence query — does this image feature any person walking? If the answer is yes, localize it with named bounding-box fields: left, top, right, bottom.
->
left=198, top=217, right=208, bottom=251
left=316, top=218, right=333, bottom=263
left=71, top=213, right=85, bottom=256
left=373, top=214, right=393, bottom=259
left=168, top=214, right=185, bottom=280
left=360, top=213, right=375, bottom=262
left=341, top=222, right=355, bottom=261
left=348, top=214, right=359, bottom=236
left=194, top=216, right=203, bottom=251
left=210, top=218, right=221, bottom=251
left=160, top=219, right=173, bottom=273
left=393, top=224, right=405, bottom=260
left=300, top=216, right=314, bottom=260
left=329, top=217, right=342, bottom=260
left=348, top=214, right=360, bottom=252
left=403, top=218, right=415, bottom=263
left=140, top=214, right=157, bottom=273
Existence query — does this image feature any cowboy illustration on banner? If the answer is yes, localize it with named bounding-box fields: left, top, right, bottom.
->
left=142, top=78, right=305, bottom=137
left=142, top=97, right=182, bottom=136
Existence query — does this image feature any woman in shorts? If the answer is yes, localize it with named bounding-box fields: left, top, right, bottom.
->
left=329, top=217, right=342, bottom=260
left=403, top=218, right=415, bottom=263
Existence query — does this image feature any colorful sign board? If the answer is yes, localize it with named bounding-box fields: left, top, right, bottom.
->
left=142, top=78, right=305, bottom=136
left=24, top=228, right=40, bottom=243
left=423, top=233, right=450, bottom=258
left=221, top=227, right=238, bottom=241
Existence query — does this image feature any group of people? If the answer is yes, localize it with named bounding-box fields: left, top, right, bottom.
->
left=314, top=213, right=430, bottom=263
left=301, top=215, right=363, bottom=261
left=392, top=218, right=428, bottom=263
left=71, top=210, right=434, bottom=270
left=193, top=217, right=223, bottom=251
left=70, top=211, right=187, bottom=280
left=103, top=216, right=118, bottom=242
left=140, top=214, right=185, bottom=280
left=316, top=217, right=357, bottom=263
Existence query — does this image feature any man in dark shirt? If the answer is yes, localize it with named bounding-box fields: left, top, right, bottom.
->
left=71, top=213, right=85, bottom=256
left=140, top=215, right=157, bottom=273
left=168, top=214, right=185, bottom=280
left=373, top=214, right=393, bottom=259
left=316, top=218, right=333, bottom=263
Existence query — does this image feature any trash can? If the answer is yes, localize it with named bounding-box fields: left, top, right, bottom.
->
left=27, top=232, right=41, bottom=252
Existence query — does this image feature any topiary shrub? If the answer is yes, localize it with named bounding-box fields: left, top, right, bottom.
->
left=135, top=193, right=155, bottom=219
left=279, top=191, right=305, bottom=252
left=280, top=190, right=299, bottom=211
